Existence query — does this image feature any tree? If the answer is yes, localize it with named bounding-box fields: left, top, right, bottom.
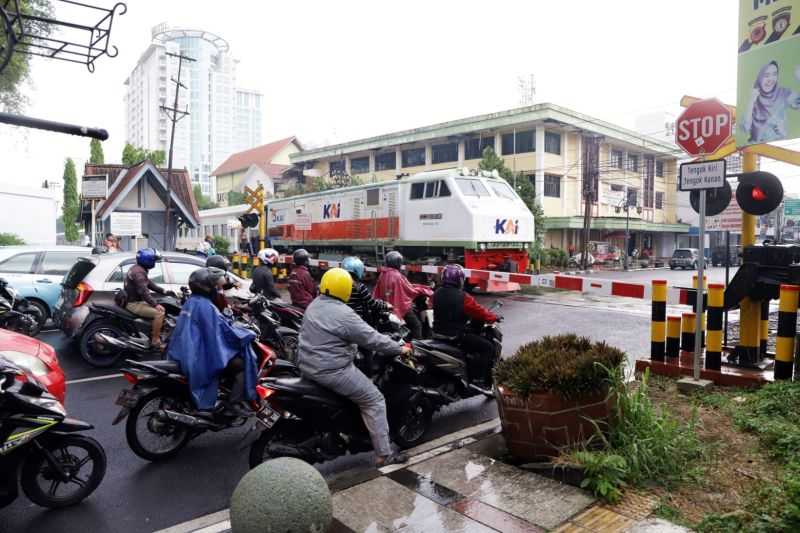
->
left=0, top=1, right=53, bottom=113
left=89, top=139, right=104, bottom=164
left=122, top=143, right=166, bottom=166
left=0, top=233, right=25, bottom=246
left=479, top=147, right=546, bottom=243
left=193, top=184, right=217, bottom=210
left=227, top=191, right=247, bottom=206
left=62, top=158, right=79, bottom=242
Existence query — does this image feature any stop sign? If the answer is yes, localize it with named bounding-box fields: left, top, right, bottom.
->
left=675, top=98, right=733, bottom=156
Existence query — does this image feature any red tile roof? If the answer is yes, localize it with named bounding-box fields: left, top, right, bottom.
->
left=86, top=162, right=199, bottom=224
left=211, top=136, right=298, bottom=177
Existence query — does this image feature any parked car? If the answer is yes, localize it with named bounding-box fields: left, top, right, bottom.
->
left=54, top=252, right=251, bottom=356
left=0, top=246, right=91, bottom=324
left=669, top=248, right=700, bottom=270
left=0, top=327, right=65, bottom=403
left=711, top=246, right=741, bottom=267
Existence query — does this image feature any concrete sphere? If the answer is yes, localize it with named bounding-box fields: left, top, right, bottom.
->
left=230, top=457, right=332, bottom=533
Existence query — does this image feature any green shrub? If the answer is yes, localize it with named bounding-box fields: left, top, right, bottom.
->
left=212, top=236, right=230, bottom=255
left=493, top=334, right=624, bottom=399
left=0, top=233, right=25, bottom=246
left=573, top=451, right=627, bottom=504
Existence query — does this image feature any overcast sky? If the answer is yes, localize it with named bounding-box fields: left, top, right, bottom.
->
left=2, top=0, right=798, bottom=196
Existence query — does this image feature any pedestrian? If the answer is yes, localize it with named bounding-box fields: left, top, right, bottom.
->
left=104, top=233, right=120, bottom=253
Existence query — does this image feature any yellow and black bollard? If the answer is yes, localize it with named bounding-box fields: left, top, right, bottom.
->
left=650, top=280, right=667, bottom=361
left=680, top=312, right=697, bottom=367
left=760, top=300, right=769, bottom=357
left=666, top=316, right=681, bottom=364
left=706, top=283, right=724, bottom=371
left=775, top=284, right=799, bottom=380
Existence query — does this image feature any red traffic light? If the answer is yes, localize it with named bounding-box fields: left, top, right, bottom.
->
left=736, top=171, right=783, bottom=216
left=751, top=187, right=766, bottom=201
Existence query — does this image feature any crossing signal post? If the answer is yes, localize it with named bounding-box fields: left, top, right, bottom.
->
left=243, top=185, right=266, bottom=251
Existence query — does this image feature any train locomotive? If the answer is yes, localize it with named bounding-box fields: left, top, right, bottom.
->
left=266, top=168, right=535, bottom=290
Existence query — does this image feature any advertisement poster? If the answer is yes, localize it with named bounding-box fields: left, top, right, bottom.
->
left=736, top=0, right=800, bottom=147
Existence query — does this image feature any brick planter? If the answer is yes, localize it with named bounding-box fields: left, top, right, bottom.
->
left=495, top=386, right=613, bottom=461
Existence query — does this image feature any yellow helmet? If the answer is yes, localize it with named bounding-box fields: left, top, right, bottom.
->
left=319, top=267, right=353, bottom=303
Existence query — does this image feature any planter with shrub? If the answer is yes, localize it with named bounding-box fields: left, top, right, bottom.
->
left=493, top=334, right=624, bottom=461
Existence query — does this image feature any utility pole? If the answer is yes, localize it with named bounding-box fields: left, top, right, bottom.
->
left=160, top=51, right=195, bottom=251
left=580, top=135, right=600, bottom=270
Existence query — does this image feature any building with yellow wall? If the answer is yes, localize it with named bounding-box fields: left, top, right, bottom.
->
left=289, top=103, right=688, bottom=258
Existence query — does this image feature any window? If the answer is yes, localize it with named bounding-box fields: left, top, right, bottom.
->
left=425, top=181, right=437, bottom=198
left=107, top=262, right=165, bottom=284
left=627, top=188, right=639, bottom=207
left=401, top=147, right=425, bottom=168
left=456, top=178, right=490, bottom=197
left=465, top=137, right=495, bottom=159
left=610, top=184, right=624, bottom=192
left=501, top=129, right=535, bottom=155
left=40, top=252, right=84, bottom=275
left=655, top=191, right=664, bottom=210
left=166, top=261, right=205, bottom=286
left=432, top=143, right=458, bottom=164
left=329, top=160, right=345, bottom=176
left=410, top=181, right=450, bottom=200
left=627, top=154, right=640, bottom=173
left=350, top=157, right=369, bottom=174
left=656, top=160, right=664, bottom=177
left=410, top=182, right=425, bottom=200
left=488, top=181, right=517, bottom=200
left=544, top=174, right=561, bottom=198
left=0, top=253, right=37, bottom=274
left=439, top=181, right=451, bottom=197
left=544, top=132, right=561, bottom=155
left=611, top=149, right=624, bottom=169
left=366, top=188, right=380, bottom=206
left=375, top=151, right=396, bottom=171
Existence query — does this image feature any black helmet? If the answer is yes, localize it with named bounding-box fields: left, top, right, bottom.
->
left=292, top=248, right=310, bottom=267
left=189, top=267, right=227, bottom=298
left=385, top=251, right=404, bottom=269
left=206, top=255, right=231, bottom=271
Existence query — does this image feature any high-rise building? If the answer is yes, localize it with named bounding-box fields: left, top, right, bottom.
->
left=124, top=23, right=263, bottom=197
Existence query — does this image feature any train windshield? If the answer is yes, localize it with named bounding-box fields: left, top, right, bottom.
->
left=487, top=181, right=517, bottom=200
left=456, top=178, right=490, bottom=197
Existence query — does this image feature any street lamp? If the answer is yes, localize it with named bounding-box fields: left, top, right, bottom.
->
left=615, top=193, right=642, bottom=271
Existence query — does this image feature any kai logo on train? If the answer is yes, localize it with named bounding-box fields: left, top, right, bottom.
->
left=323, top=203, right=341, bottom=219
left=269, top=209, right=286, bottom=224
left=495, top=218, right=519, bottom=234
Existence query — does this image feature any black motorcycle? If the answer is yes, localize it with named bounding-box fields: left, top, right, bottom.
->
left=248, top=342, right=438, bottom=468
left=410, top=301, right=504, bottom=402
left=79, top=290, right=186, bottom=368
left=244, top=295, right=300, bottom=363
left=0, top=357, right=106, bottom=509
left=0, top=278, right=45, bottom=337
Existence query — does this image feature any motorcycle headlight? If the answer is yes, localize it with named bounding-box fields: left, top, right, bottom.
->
left=0, top=351, right=50, bottom=377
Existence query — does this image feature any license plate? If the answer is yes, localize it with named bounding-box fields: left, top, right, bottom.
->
left=256, top=402, right=281, bottom=429
left=115, top=388, right=142, bottom=408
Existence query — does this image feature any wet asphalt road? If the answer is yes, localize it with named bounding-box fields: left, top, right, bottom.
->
left=2, top=290, right=654, bottom=533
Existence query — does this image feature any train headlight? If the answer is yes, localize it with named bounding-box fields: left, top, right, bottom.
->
left=480, top=243, right=486, bottom=251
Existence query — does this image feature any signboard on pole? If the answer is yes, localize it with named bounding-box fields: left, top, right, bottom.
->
left=81, top=174, right=108, bottom=199
left=784, top=196, right=800, bottom=222
left=679, top=160, right=727, bottom=191
left=707, top=197, right=744, bottom=233
left=110, top=212, right=142, bottom=236
left=736, top=0, right=800, bottom=147
left=295, top=213, right=312, bottom=231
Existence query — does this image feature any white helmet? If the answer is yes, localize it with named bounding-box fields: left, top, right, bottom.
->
left=258, top=248, right=279, bottom=265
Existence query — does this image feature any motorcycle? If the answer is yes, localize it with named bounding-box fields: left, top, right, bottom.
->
left=240, top=294, right=300, bottom=363
left=248, top=344, right=438, bottom=468
left=80, top=288, right=188, bottom=368
left=0, top=356, right=106, bottom=509
left=112, top=338, right=298, bottom=462
left=267, top=299, right=304, bottom=331
left=410, top=301, right=503, bottom=402
left=0, top=278, right=45, bottom=337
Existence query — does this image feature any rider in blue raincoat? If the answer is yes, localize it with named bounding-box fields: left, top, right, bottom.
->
left=167, top=267, right=258, bottom=415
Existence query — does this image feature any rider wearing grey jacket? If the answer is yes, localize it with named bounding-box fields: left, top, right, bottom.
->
left=298, top=286, right=410, bottom=466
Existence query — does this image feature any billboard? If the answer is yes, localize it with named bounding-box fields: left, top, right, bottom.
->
left=736, top=0, right=800, bottom=147
left=706, top=196, right=743, bottom=233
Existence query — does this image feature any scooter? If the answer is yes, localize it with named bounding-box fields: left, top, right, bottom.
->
left=0, top=356, right=106, bottom=509
left=0, top=278, right=45, bottom=337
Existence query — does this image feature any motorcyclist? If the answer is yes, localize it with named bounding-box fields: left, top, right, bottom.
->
left=298, top=268, right=411, bottom=467
left=288, top=249, right=317, bottom=309
left=205, top=255, right=241, bottom=310
left=341, top=256, right=390, bottom=325
left=251, top=248, right=281, bottom=299
left=168, top=267, right=259, bottom=418
left=433, top=264, right=498, bottom=387
left=123, top=248, right=170, bottom=350
left=372, top=251, right=425, bottom=339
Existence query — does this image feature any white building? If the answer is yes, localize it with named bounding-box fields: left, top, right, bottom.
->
left=124, top=23, right=263, bottom=199
left=0, top=183, right=57, bottom=246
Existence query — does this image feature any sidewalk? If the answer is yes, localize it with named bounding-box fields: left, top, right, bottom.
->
left=159, top=420, right=691, bottom=533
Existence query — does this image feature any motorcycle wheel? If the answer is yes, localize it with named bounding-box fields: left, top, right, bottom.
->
left=126, top=390, right=192, bottom=461
left=25, top=300, right=48, bottom=328
left=8, top=313, right=40, bottom=337
left=79, top=321, right=125, bottom=368
left=392, top=398, right=432, bottom=449
left=20, top=434, right=106, bottom=509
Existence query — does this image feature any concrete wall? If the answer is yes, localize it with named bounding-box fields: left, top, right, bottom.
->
left=0, top=184, right=57, bottom=246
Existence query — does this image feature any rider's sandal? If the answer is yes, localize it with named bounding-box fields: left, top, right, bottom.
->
left=377, top=452, right=409, bottom=467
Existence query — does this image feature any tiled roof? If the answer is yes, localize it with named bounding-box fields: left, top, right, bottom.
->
left=211, top=136, right=297, bottom=177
